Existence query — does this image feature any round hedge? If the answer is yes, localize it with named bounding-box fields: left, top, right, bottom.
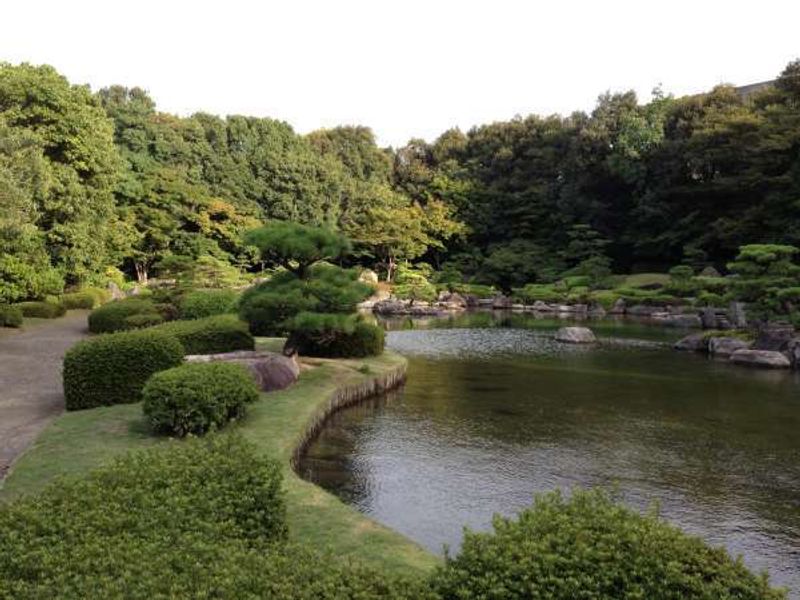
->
left=16, top=300, right=66, bottom=319
left=430, top=489, right=784, bottom=599
left=179, top=289, right=239, bottom=320
left=150, top=314, right=254, bottom=355
left=0, top=304, right=23, bottom=328
left=63, top=329, right=185, bottom=410
left=143, top=362, right=259, bottom=437
left=61, top=292, right=97, bottom=310
left=285, top=313, right=384, bottom=358
left=88, top=298, right=158, bottom=333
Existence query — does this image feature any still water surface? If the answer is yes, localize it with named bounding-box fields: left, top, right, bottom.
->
left=298, top=314, right=800, bottom=593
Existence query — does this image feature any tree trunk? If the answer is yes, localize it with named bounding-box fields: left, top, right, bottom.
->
left=386, top=255, right=396, bottom=283
left=135, top=262, right=148, bottom=285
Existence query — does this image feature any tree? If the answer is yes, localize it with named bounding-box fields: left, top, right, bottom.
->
left=727, top=244, right=800, bottom=320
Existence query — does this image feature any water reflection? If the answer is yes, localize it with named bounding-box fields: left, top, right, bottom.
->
left=299, top=323, right=800, bottom=594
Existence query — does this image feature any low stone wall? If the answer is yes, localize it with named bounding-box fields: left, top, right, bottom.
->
left=290, top=360, right=407, bottom=470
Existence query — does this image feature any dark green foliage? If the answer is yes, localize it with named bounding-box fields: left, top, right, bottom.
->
left=179, top=288, right=239, bottom=319
left=143, top=362, right=259, bottom=436
left=60, top=292, right=97, bottom=309
left=87, top=298, right=158, bottom=333
left=285, top=313, right=385, bottom=358
left=15, top=300, right=66, bottom=319
left=728, top=244, right=800, bottom=319
left=431, top=489, right=785, bottom=599
left=151, top=314, right=254, bottom=355
left=123, top=312, right=165, bottom=329
left=239, top=265, right=372, bottom=335
left=514, top=284, right=564, bottom=304
left=63, top=329, right=184, bottom=410
left=0, top=304, right=23, bottom=328
left=245, top=221, right=351, bottom=277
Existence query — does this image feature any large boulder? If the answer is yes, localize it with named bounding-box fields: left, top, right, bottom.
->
left=185, top=350, right=300, bottom=391
left=492, top=294, right=513, bottom=309
left=707, top=337, right=751, bottom=358
left=531, top=300, right=551, bottom=312
left=373, top=299, right=408, bottom=315
left=730, top=349, right=791, bottom=369
left=554, top=326, right=597, bottom=344
left=609, top=298, right=626, bottom=314
left=753, top=323, right=796, bottom=351
left=674, top=333, right=707, bottom=352
left=108, top=281, right=125, bottom=301
left=438, top=292, right=468, bottom=309
left=784, top=338, right=800, bottom=368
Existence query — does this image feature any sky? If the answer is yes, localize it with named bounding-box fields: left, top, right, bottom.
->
left=2, top=0, right=798, bottom=147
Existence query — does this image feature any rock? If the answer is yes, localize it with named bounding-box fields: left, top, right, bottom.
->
left=662, top=314, right=702, bottom=328
left=753, top=322, right=796, bottom=351
left=108, top=281, right=125, bottom=300
left=438, top=292, right=467, bottom=309
left=358, top=269, right=379, bottom=284
left=554, top=326, right=597, bottom=344
left=627, top=305, right=665, bottom=317
left=699, top=266, right=722, bottom=278
left=531, top=300, right=550, bottom=311
left=185, top=350, right=300, bottom=391
left=511, top=303, right=525, bottom=311
left=730, top=349, right=791, bottom=369
left=588, top=305, right=607, bottom=318
left=728, top=301, right=748, bottom=329
left=373, top=300, right=408, bottom=315
left=674, top=334, right=707, bottom=352
left=492, top=295, right=513, bottom=309
left=609, top=298, right=626, bottom=314
left=129, top=285, right=143, bottom=296
left=463, top=294, right=480, bottom=308
left=477, top=298, right=494, bottom=307
left=357, top=289, right=390, bottom=309
left=784, top=338, right=800, bottom=368
left=707, top=337, right=751, bottom=358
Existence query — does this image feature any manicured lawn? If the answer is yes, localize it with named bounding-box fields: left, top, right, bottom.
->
left=0, top=343, right=438, bottom=576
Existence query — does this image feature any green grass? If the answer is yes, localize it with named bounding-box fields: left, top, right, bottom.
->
left=620, top=273, right=670, bottom=288
left=0, top=342, right=438, bottom=576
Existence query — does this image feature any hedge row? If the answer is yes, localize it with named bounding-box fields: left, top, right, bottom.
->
left=286, top=313, right=385, bottom=358
left=63, top=329, right=184, bottom=410
left=151, top=314, right=254, bottom=355
left=15, top=300, right=66, bottom=319
left=87, top=298, right=160, bottom=333
left=143, top=362, right=259, bottom=437
left=0, top=304, right=23, bottom=328
left=179, top=288, right=239, bottom=320
left=61, top=287, right=111, bottom=310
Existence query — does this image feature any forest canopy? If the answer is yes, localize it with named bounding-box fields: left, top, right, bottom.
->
left=1, top=59, right=799, bottom=298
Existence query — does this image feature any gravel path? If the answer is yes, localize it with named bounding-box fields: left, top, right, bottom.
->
left=0, top=312, right=89, bottom=480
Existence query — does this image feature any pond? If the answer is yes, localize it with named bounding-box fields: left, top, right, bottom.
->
left=297, top=313, right=800, bottom=594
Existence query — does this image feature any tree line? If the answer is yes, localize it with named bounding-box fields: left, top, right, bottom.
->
left=1, top=60, right=799, bottom=300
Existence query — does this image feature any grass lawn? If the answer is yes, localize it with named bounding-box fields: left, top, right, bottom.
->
left=0, top=342, right=439, bottom=576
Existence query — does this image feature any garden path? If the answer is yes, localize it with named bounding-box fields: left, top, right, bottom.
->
left=0, top=312, right=89, bottom=480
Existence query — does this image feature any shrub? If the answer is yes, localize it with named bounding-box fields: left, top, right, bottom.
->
left=63, top=329, right=184, bottom=410
left=143, top=362, right=259, bottom=437
left=152, top=314, right=254, bottom=355
left=514, top=284, right=564, bottom=304
left=0, top=304, right=23, bottom=328
left=431, top=488, right=785, bottom=600
left=449, top=283, right=496, bottom=298
left=179, top=288, right=239, bottom=319
left=285, top=313, right=385, bottom=358
left=589, top=289, right=621, bottom=309
left=696, top=291, right=725, bottom=307
left=15, top=300, right=66, bottom=319
left=60, top=291, right=96, bottom=309
left=87, top=298, right=158, bottom=333
left=123, top=312, right=165, bottom=329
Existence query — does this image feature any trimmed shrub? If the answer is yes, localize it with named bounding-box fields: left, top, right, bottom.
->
left=589, top=289, right=622, bottom=309
left=285, top=313, right=385, bottom=358
left=63, top=329, right=184, bottom=410
left=0, top=304, right=23, bottom=328
left=431, top=488, right=784, bottom=599
left=179, top=288, right=239, bottom=319
left=151, top=314, right=255, bottom=355
left=15, top=300, right=66, bottom=319
left=143, top=362, right=259, bottom=436
left=123, top=312, right=165, bottom=329
left=61, top=292, right=96, bottom=309
left=514, top=284, right=564, bottom=304
left=87, top=298, right=158, bottom=333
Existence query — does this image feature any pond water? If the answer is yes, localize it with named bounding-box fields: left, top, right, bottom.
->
left=298, top=313, right=800, bottom=594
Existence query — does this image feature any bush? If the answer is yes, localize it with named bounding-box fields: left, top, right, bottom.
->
left=589, top=289, right=622, bottom=309
left=61, top=292, right=96, bottom=309
left=179, top=288, right=239, bottom=319
left=123, top=312, right=165, bottom=329
left=63, top=329, right=184, bottom=410
left=514, top=284, right=564, bottom=304
left=87, top=298, right=158, bottom=333
left=15, top=300, right=66, bottom=319
left=143, top=362, right=259, bottom=437
left=0, top=304, right=23, bottom=328
left=431, top=488, right=784, bottom=600
left=285, top=313, right=385, bottom=358
left=152, top=314, right=254, bottom=355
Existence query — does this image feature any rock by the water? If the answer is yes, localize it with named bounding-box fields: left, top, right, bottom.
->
left=662, top=314, right=702, bottom=328
left=588, top=305, right=607, bottom=318
left=437, top=292, right=467, bottom=309
left=627, top=305, right=664, bottom=317
left=753, top=323, right=795, bottom=351
left=531, top=300, right=550, bottom=311
left=784, top=338, right=800, bottom=368
left=609, top=298, right=626, bottom=314
left=492, top=295, right=513, bottom=309
left=730, top=349, right=791, bottom=369
left=357, top=289, right=390, bottom=309
left=707, top=337, right=751, bottom=357
left=185, top=350, right=300, bottom=391
left=554, top=326, right=596, bottom=344
left=674, top=334, right=707, bottom=352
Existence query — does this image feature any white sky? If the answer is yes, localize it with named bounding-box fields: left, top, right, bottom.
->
left=2, top=0, right=798, bottom=147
